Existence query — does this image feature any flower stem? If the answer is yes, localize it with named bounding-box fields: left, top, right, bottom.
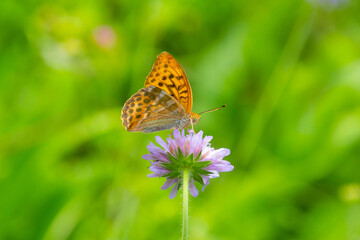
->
left=182, top=168, right=189, bottom=240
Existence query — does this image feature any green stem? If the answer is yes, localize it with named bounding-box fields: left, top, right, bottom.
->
left=182, top=168, right=189, bottom=240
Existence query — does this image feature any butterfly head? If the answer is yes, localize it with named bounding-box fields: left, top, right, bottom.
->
left=190, top=112, right=201, bottom=125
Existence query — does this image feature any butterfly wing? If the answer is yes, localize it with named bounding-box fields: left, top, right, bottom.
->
left=121, top=86, right=186, bottom=133
left=144, top=52, right=193, bottom=114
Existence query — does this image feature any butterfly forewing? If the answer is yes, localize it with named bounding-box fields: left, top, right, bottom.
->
left=122, top=86, right=186, bottom=133
left=144, top=52, right=193, bottom=114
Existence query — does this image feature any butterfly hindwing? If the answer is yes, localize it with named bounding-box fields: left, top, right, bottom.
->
left=144, top=52, right=193, bottom=114
left=122, top=86, right=186, bottom=133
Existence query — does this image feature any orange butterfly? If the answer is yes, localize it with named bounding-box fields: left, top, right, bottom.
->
left=121, top=52, right=201, bottom=133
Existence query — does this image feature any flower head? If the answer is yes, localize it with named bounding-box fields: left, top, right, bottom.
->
left=143, top=129, right=234, bottom=199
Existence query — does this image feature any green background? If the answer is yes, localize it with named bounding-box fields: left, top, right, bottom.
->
left=1, top=0, right=360, bottom=239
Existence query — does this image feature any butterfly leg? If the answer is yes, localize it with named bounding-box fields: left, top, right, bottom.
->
left=169, top=128, right=175, bottom=137
left=190, top=119, right=194, bottom=131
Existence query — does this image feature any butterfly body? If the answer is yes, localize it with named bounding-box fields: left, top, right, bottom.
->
left=121, top=53, right=201, bottom=133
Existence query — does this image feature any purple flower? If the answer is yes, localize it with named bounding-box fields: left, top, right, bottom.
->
left=143, top=129, right=234, bottom=199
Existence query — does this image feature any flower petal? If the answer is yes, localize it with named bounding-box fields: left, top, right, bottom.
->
left=207, top=148, right=230, bottom=159
left=195, top=135, right=213, bottom=157
left=199, top=146, right=214, bottom=160
left=147, top=142, right=169, bottom=162
left=207, top=170, right=220, bottom=178
left=201, top=175, right=210, bottom=185
left=149, top=163, right=165, bottom=172
left=147, top=142, right=164, bottom=153
left=189, top=183, right=199, bottom=197
left=167, top=138, right=178, bottom=156
left=161, top=178, right=178, bottom=190
left=169, top=182, right=179, bottom=199
left=147, top=169, right=170, bottom=177
left=190, top=131, right=203, bottom=156
left=206, top=160, right=234, bottom=172
left=173, top=129, right=185, bottom=156
left=200, top=175, right=210, bottom=191
left=147, top=163, right=170, bottom=177
left=147, top=172, right=165, bottom=177
left=142, top=154, right=153, bottom=160
left=215, top=164, right=234, bottom=172
left=155, top=136, right=169, bottom=152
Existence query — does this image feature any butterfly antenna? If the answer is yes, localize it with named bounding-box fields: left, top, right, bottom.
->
left=199, top=105, right=226, bottom=115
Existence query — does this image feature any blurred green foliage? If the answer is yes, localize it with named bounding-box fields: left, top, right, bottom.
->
left=1, top=0, right=360, bottom=239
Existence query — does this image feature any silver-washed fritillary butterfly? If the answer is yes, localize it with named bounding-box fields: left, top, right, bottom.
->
left=121, top=52, right=201, bottom=133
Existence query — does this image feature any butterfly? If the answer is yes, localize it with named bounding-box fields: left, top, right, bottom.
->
left=121, top=52, right=201, bottom=133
